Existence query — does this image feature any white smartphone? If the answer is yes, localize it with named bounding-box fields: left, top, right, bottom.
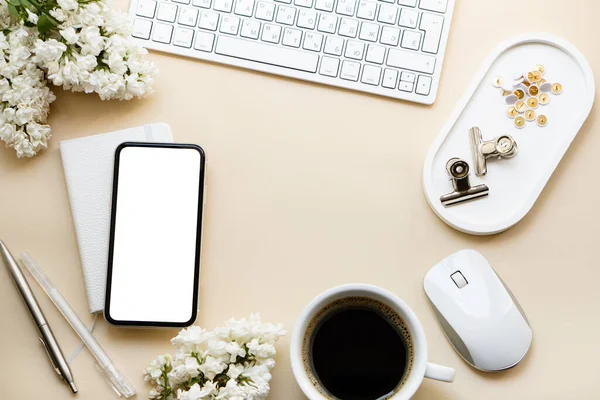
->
left=104, top=143, right=205, bottom=327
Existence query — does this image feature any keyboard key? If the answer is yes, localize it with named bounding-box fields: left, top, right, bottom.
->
left=317, top=14, right=338, bottom=33
left=356, top=1, right=377, bottom=20
left=220, top=15, right=240, bottom=34
left=319, top=56, right=339, bottom=76
left=382, top=68, right=398, bottom=88
left=157, top=2, right=177, bottom=22
left=420, top=12, right=443, bottom=53
left=336, top=0, right=356, bottom=16
left=274, top=0, right=292, bottom=3
left=198, top=11, right=219, bottom=30
left=339, top=18, right=358, bottom=37
left=132, top=18, right=152, bottom=39
left=314, top=0, right=334, bottom=11
left=261, top=24, right=282, bottom=43
left=377, top=4, right=397, bottom=24
left=152, top=22, right=173, bottom=43
left=215, top=36, right=319, bottom=72
left=192, top=0, right=211, bottom=8
left=365, top=44, right=385, bottom=63
left=419, top=0, right=447, bottom=13
left=401, top=30, right=421, bottom=50
left=303, top=32, right=323, bottom=51
left=324, top=36, right=344, bottom=55
left=173, top=0, right=189, bottom=4
left=399, top=80, right=413, bottom=91
left=345, top=40, right=364, bottom=59
left=416, top=74, right=432, bottom=95
left=136, top=0, right=156, bottom=18
left=194, top=31, right=215, bottom=51
left=297, top=9, right=317, bottom=29
left=213, top=0, right=233, bottom=12
left=178, top=7, right=199, bottom=26
left=361, top=64, right=381, bottom=85
left=398, top=7, right=418, bottom=28
left=234, top=0, right=255, bottom=16
left=401, top=70, right=415, bottom=82
left=398, top=0, right=417, bottom=6
left=359, top=22, right=379, bottom=41
left=174, top=27, right=194, bottom=47
left=282, top=27, right=303, bottom=47
left=240, top=19, right=261, bottom=39
left=380, top=25, right=400, bottom=45
left=387, top=48, right=435, bottom=73
left=255, top=1, right=275, bottom=20
left=294, top=0, right=313, bottom=7
left=276, top=5, right=296, bottom=25
left=340, top=60, right=360, bottom=81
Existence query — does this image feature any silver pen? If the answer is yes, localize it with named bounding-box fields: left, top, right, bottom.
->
left=0, top=240, right=77, bottom=394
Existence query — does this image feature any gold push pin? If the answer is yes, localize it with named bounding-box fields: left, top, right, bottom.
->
left=492, top=76, right=504, bottom=88
left=535, top=64, right=545, bottom=75
left=539, top=93, right=550, bottom=105
left=537, top=115, right=548, bottom=127
left=513, top=89, right=525, bottom=100
left=514, top=116, right=526, bottom=129
left=551, top=83, right=563, bottom=94
left=515, top=101, right=527, bottom=113
left=528, top=85, right=539, bottom=97
left=531, top=70, right=542, bottom=82
left=525, top=109, right=536, bottom=121
left=507, top=106, right=518, bottom=119
left=527, top=97, right=539, bottom=109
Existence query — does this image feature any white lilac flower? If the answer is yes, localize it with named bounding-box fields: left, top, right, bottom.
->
left=199, top=356, right=226, bottom=380
left=143, top=354, right=172, bottom=384
left=226, top=364, right=244, bottom=380
left=216, top=379, right=244, bottom=399
left=224, top=341, right=246, bottom=363
left=246, top=339, right=276, bottom=360
left=171, top=326, right=209, bottom=348
left=145, top=315, right=285, bottom=399
left=178, top=382, right=218, bottom=400
left=57, top=0, right=78, bottom=11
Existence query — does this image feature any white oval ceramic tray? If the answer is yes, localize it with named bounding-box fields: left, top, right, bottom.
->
left=423, top=33, right=595, bottom=235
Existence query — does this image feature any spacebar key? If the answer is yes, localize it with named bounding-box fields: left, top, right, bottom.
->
left=387, top=49, right=436, bottom=74
left=215, top=36, right=319, bottom=73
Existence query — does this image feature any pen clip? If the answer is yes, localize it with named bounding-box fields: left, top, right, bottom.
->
left=39, top=337, right=62, bottom=378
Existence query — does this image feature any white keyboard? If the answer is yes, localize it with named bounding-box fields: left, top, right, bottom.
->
left=129, top=0, right=454, bottom=104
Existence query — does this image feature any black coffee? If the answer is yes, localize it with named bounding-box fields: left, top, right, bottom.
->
left=302, top=297, right=413, bottom=400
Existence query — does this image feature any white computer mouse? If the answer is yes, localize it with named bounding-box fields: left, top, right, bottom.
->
left=423, top=249, right=532, bottom=372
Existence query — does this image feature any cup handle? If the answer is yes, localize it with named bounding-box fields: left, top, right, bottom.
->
left=424, top=362, right=455, bottom=383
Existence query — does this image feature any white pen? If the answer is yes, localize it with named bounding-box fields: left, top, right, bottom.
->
left=21, top=253, right=136, bottom=398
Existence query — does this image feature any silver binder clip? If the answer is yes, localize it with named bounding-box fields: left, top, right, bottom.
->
left=469, top=126, right=518, bottom=176
left=440, top=158, right=489, bottom=207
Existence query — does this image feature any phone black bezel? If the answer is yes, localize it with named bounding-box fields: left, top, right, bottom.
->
left=104, top=142, right=205, bottom=327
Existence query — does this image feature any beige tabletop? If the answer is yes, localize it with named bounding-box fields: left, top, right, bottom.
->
left=1, top=0, right=599, bottom=399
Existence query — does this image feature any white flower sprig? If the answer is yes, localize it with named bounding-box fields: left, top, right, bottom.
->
left=0, top=20, right=55, bottom=157
left=0, top=0, right=157, bottom=158
left=144, top=314, right=286, bottom=400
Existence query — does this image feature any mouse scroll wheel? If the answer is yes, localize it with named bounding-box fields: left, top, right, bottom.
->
left=450, top=271, right=468, bottom=288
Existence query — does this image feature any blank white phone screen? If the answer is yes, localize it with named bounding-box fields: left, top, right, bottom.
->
left=108, top=146, right=202, bottom=324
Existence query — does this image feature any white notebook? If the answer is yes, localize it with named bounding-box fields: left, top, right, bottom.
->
left=60, top=123, right=174, bottom=313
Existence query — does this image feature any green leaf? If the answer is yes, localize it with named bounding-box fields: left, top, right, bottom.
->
left=7, top=4, right=19, bottom=17
left=19, top=0, right=38, bottom=12
left=6, top=0, right=20, bottom=6
left=37, top=14, right=55, bottom=35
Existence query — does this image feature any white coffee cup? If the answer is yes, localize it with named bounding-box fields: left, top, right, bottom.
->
left=291, top=284, right=455, bottom=400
